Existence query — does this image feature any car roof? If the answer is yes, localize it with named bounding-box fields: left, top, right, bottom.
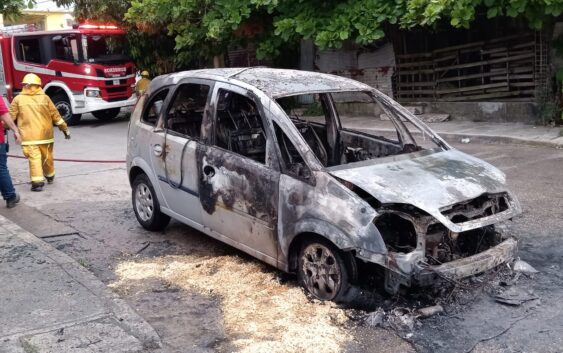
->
left=150, top=67, right=372, bottom=98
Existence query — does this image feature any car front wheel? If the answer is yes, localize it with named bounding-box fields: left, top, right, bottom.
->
left=132, top=173, right=170, bottom=231
left=297, top=239, right=351, bottom=301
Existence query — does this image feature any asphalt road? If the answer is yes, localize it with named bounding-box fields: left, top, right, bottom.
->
left=2, top=116, right=562, bottom=353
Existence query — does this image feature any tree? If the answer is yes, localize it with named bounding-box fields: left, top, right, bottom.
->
left=124, top=0, right=268, bottom=67
left=62, top=0, right=563, bottom=71
left=1, top=0, right=32, bottom=19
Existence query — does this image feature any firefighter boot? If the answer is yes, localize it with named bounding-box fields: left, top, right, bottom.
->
left=46, top=175, right=55, bottom=184
left=31, top=182, right=44, bottom=192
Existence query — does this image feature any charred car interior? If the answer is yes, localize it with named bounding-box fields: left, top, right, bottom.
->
left=127, top=68, right=521, bottom=302
left=275, top=91, right=441, bottom=169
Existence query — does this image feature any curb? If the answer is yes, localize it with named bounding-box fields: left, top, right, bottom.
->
left=0, top=215, right=162, bottom=350
left=363, top=127, right=563, bottom=149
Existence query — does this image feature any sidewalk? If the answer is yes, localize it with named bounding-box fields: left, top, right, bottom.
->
left=347, top=118, right=563, bottom=149
left=0, top=215, right=162, bottom=353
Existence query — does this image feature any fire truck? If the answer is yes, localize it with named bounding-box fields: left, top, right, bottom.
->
left=0, top=24, right=137, bottom=125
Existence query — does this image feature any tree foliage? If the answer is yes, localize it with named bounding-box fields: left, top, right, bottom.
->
left=0, top=0, right=33, bottom=19
left=62, top=0, right=563, bottom=70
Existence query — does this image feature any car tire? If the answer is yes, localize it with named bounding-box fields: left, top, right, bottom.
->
left=132, top=173, right=170, bottom=231
left=52, top=93, right=82, bottom=125
left=92, top=108, right=121, bottom=121
left=297, top=238, right=352, bottom=301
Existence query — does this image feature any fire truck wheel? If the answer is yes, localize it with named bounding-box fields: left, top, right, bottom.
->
left=92, top=108, right=121, bottom=121
left=52, top=94, right=82, bottom=125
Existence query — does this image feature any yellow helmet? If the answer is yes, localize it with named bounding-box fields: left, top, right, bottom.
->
left=141, top=70, right=149, bottom=77
left=22, top=73, right=42, bottom=86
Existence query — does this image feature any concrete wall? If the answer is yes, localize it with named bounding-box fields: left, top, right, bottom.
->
left=315, top=42, right=396, bottom=98
left=426, top=101, right=539, bottom=123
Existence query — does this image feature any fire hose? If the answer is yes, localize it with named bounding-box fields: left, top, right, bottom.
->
left=7, top=154, right=126, bottom=164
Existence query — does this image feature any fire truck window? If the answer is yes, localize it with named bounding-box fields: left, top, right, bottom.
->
left=53, top=36, right=72, bottom=61
left=143, top=89, right=169, bottom=126
left=214, top=90, right=266, bottom=164
left=17, top=39, right=43, bottom=64
left=166, top=84, right=210, bottom=139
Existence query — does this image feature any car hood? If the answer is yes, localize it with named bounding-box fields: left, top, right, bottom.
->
left=329, top=149, right=512, bottom=226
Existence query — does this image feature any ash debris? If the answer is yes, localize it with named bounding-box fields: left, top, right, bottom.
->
left=340, top=260, right=539, bottom=339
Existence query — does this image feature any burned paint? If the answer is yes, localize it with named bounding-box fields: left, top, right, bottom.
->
left=128, top=67, right=522, bottom=298
left=197, top=144, right=278, bottom=224
left=328, top=149, right=521, bottom=234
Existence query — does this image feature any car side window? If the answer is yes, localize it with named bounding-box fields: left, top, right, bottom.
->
left=214, top=89, right=266, bottom=164
left=273, top=122, right=312, bottom=179
left=142, top=88, right=169, bottom=126
left=166, top=84, right=210, bottom=139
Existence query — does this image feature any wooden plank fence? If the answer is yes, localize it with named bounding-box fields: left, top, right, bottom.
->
left=395, top=33, right=544, bottom=102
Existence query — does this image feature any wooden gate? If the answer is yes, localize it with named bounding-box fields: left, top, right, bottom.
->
left=395, top=33, right=547, bottom=102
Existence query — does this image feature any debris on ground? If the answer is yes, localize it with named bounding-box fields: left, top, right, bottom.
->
left=415, top=305, right=444, bottom=319
left=512, top=259, right=539, bottom=274
left=461, top=138, right=471, bottom=143
left=135, top=241, right=150, bottom=254
left=493, top=286, right=539, bottom=306
left=111, top=255, right=353, bottom=353
left=387, top=308, right=416, bottom=333
left=363, top=308, right=385, bottom=327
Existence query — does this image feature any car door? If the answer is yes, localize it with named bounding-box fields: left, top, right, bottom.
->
left=197, top=83, right=280, bottom=264
left=148, top=79, right=214, bottom=226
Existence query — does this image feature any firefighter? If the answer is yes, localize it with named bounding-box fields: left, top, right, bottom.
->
left=0, top=98, right=21, bottom=207
left=9, top=73, right=71, bottom=192
left=135, top=70, right=151, bottom=96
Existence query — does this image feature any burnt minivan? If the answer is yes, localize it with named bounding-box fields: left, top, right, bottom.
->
left=126, top=68, right=521, bottom=301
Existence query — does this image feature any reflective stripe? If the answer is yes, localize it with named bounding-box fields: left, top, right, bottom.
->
left=54, top=119, right=65, bottom=126
left=44, top=172, right=55, bottom=177
left=21, top=139, right=55, bottom=145
left=31, top=176, right=45, bottom=182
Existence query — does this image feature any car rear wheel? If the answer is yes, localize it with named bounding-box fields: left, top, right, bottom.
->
left=297, top=239, right=351, bottom=301
left=132, top=173, right=170, bottom=231
left=93, top=108, right=121, bottom=121
left=52, top=93, right=81, bottom=125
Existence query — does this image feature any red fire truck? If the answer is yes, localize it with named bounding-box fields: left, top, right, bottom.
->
left=0, top=23, right=137, bottom=125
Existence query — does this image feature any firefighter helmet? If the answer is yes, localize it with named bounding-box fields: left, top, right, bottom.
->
left=141, top=70, right=149, bottom=77
left=22, top=73, right=42, bottom=86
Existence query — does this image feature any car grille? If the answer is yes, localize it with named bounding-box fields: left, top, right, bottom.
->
left=440, top=192, right=510, bottom=224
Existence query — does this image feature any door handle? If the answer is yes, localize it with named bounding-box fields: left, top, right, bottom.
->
left=203, top=165, right=215, bottom=177
left=153, top=144, right=163, bottom=156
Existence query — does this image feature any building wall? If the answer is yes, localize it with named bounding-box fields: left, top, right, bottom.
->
left=315, top=43, right=396, bottom=98
left=44, top=13, right=71, bottom=30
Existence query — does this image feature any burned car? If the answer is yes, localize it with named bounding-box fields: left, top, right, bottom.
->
left=126, top=68, right=521, bottom=301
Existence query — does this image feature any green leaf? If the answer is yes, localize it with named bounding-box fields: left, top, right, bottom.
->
left=487, top=7, right=498, bottom=17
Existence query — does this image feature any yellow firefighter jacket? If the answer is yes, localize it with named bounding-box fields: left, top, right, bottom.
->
left=9, top=86, right=68, bottom=145
left=135, top=77, right=151, bottom=96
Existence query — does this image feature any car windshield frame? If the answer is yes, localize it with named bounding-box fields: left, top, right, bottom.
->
left=273, top=88, right=450, bottom=168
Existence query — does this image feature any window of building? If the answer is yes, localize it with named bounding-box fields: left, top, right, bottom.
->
left=214, top=89, right=266, bottom=164
left=165, top=84, right=210, bottom=139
